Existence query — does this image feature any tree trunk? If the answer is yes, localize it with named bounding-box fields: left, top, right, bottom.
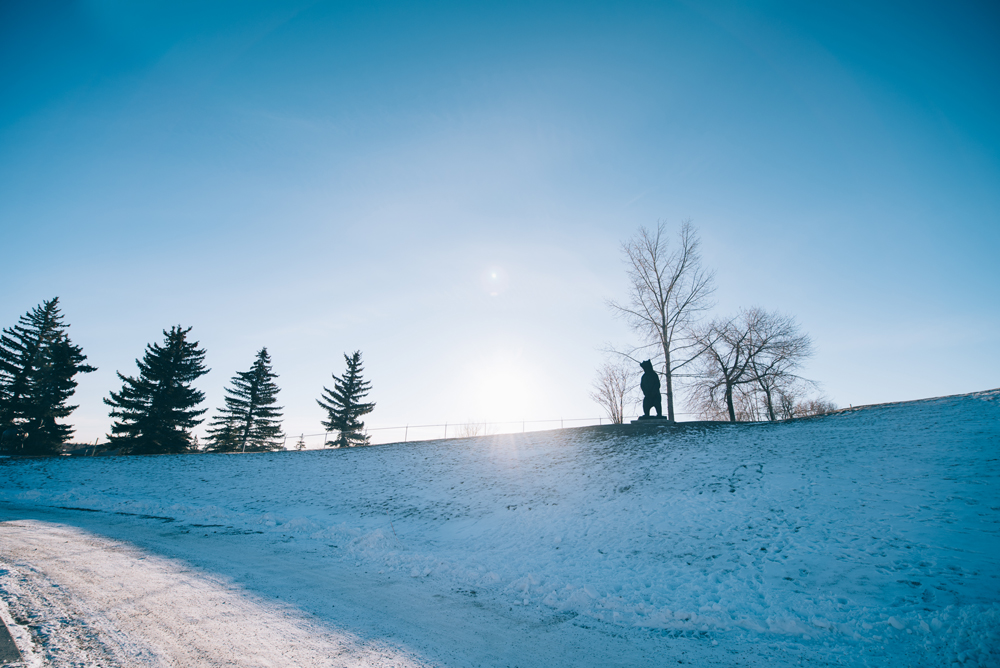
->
left=240, top=408, right=252, bottom=453
left=725, top=383, right=737, bottom=422
left=663, top=339, right=675, bottom=421
left=763, top=386, right=776, bottom=421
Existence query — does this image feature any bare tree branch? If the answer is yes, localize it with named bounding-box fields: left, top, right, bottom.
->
left=606, top=220, right=715, bottom=420
left=590, top=358, right=638, bottom=424
left=688, top=308, right=816, bottom=422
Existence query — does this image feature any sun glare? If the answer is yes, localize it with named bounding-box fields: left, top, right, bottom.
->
left=462, top=352, right=540, bottom=423
left=481, top=266, right=509, bottom=297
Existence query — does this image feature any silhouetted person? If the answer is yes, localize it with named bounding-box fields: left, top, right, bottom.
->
left=639, top=360, right=662, bottom=418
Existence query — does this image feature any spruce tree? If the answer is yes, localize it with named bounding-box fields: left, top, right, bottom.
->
left=0, top=298, right=96, bottom=455
left=104, top=326, right=209, bottom=455
left=207, top=347, right=284, bottom=452
left=317, top=350, right=375, bottom=447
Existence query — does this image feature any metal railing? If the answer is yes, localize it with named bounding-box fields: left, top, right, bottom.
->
left=278, top=413, right=696, bottom=449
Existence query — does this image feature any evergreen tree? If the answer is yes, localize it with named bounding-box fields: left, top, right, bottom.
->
left=207, top=347, right=284, bottom=452
left=317, top=350, right=375, bottom=447
left=104, top=326, right=209, bottom=455
left=206, top=419, right=238, bottom=452
left=0, top=298, right=95, bottom=455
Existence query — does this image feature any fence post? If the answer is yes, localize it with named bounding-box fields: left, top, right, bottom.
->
left=404, top=425, right=408, bottom=442
left=522, top=421, right=525, bottom=433
left=324, top=431, right=329, bottom=448
left=444, top=423, right=447, bottom=439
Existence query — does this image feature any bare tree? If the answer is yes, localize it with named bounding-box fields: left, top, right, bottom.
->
left=689, top=308, right=812, bottom=422
left=733, top=383, right=767, bottom=422
left=691, top=381, right=768, bottom=422
left=590, top=358, right=637, bottom=424
left=458, top=421, right=488, bottom=438
left=688, top=314, right=755, bottom=422
left=746, top=312, right=813, bottom=421
left=793, top=397, right=837, bottom=417
left=607, top=221, right=715, bottom=421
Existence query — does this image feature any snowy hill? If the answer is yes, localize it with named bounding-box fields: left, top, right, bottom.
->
left=1, top=390, right=998, bottom=667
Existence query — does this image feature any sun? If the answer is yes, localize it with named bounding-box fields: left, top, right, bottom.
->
left=481, top=266, right=509, bottom=297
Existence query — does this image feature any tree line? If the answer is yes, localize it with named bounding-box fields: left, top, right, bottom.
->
left=593, top=221, right=836, bottom=423
left=0, top=299, right=374, bottom=456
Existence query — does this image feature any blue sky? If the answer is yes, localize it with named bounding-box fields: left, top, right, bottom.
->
left=1, top=0, right=998, bottom=442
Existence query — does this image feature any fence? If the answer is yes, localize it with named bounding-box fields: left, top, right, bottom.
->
left=278, top=413, right=696, bottom=449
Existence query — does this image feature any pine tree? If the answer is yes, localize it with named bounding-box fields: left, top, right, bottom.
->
left=206, top=419, right=238, bottom=452
left=207, top=347, right=284, bottom=452
left=317, top=350, right=375, bottom=447
left=104, top=326, right=209, bottom=455
left=0, top=298, right=96, bottom=455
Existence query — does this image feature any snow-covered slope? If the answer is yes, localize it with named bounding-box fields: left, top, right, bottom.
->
left=2, top=390, right=998, bottom=667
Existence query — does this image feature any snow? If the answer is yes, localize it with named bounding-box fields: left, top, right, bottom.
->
left=0, top=521, right=426, bottom=668
left=1, top=389, right=999, bottom=667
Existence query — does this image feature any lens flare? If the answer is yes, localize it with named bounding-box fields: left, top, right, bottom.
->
left=481, top=267, right=509, bottom=297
